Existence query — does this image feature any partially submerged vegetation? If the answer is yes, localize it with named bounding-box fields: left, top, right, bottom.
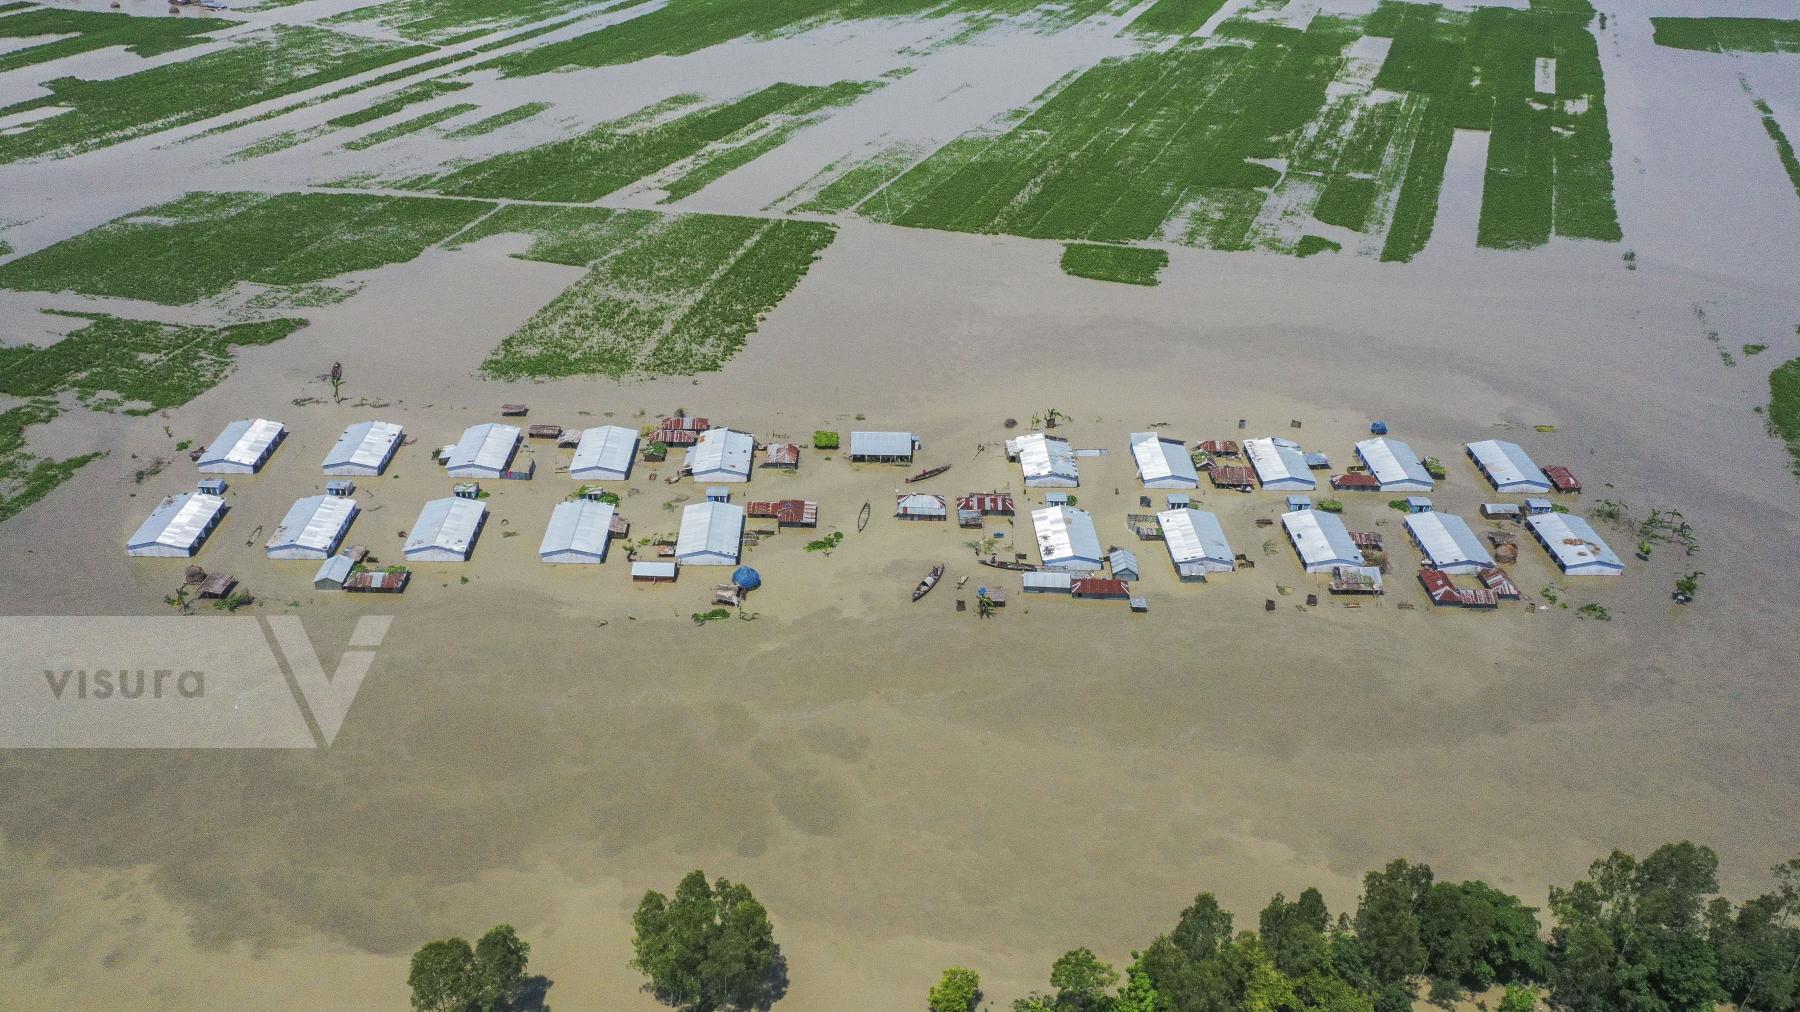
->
left=464, top=207, right=836, bottom=379
left=0, top=7, right=230, bottom=75
left=326, top=0, right=616, bottom=45
left=398, top=83, right=870, bottom=202
left=1650, top=17, right=1800, bottom=54
left=0, top=312, right=308, bottom=414
left=1059, top=244, right=1168, bottom=286
left=443, top=101, right=552, bottom=139
left=343, top=102, right=480, bottom=149
left=0, top=402, right=103, bottom=524
left=0, top=192, right=492, bottom=304
left=1769, top=355, right=1800, bottom=478
left=1752, top=99, right=1800, bottom=204
left=0, top=26, right=432, bottom=164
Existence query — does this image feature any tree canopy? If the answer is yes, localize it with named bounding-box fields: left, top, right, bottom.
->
left=630, top=869, right=782, bottom=1012
left=407, top=925, right=531, bottom=1012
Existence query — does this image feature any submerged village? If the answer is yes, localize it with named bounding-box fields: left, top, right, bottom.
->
left=126, top=406, right=1645, bottom=619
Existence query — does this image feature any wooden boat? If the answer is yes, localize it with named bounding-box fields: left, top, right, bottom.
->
left=857, top=501, right=871, bottom=532
left=912, top=563, right=945, bottom=602
left=979, top=555, right=1037, bottom=572
left=905, top=464, right=950, bottom=483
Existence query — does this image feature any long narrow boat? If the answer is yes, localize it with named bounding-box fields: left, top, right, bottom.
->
left=857, top=501, right=871, bottom=532
left=905, top=464, right=950, bottom=483
left=978, top=555, right=1037, bottom=572
left=912, top=563, right=945, bottom=602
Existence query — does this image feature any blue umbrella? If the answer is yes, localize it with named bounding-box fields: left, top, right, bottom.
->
left=1370, top=420, right=1389, bottom=435
left=731, top=566, right=762, bottom=591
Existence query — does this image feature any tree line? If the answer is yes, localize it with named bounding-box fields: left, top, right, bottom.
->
left=406, top=842, right=1799, bottom=1012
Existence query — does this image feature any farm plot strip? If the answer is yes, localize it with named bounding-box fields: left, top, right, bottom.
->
left=1651, top=18, right=1800, bottom=54
left=0, top=7, right=233, bottom=74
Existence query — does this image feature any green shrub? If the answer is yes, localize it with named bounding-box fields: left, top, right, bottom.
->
left=813, top=430, right=840, bottom=449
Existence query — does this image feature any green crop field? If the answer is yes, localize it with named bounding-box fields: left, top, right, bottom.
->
left=0, top=312, right=308, bottom=414
left=327, top=79, right=471, bottom=128
left=465, top=209, right=835, bottom=378
left=344, top=103, right=480, bottom=149
left=324, top=0, right=637, bottom=44
left=0, top=192, right=493, bottom=305
left=1770, top=356, right=1800, bottom=479
left=0, top=7, right=232, bottom=74
left=859, top=0, right=1616, bottom=260
left=0, top=402, right=101, bottom=524
left=1651, top=18, right=1800, bottom=54
left=444, top=102, right=552, bottom=139
left=0, top=26, right=433, bottom=164
left=484, top=0, right=1119, bottom=76
left=655, top=82, right=877, bottom=202
left=1059, top=243, right=1168, bottom=285
left=1752, top=99, right=1800, bottom=203
left=1124, top=0, right=1228, bottom=38
left=399, top=83, right=869, bottom=202
left=787, top=144, right=921, bottom=214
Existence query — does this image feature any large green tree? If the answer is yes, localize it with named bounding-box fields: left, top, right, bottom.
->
left=631, top=870, right=781, bottom=1011
left=1261, top=890, right=1331, bottom=978
left=407, top=925, right=533, bottom=1012
left=929, top=967, right=982, bottom=1012
left=1709, top=858, right=1800, bottom=1011
left=473, top=924, right=531, bottom=1012
left=1549, top=842, right=1725, bottom=1012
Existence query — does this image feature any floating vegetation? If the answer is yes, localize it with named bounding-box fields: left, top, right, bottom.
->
left=0, top=191, right=493, bottom=305
left=444, top=101, right=552, bottom=139
left=344, top=102, right=480, bottom=149
left=0, top=312, right=308, bottom=414
left=485, top=0, right=1118, bottom=76
left=0, top=26, right=433, bottom=165
left=1059, top=244, right=1168, bottom=286
left=1294, top=235, right=1341, bottom=257
left=1650, top=17, right=1800, bottom=54
left=1768, top=356, right=1800, bottom=479
left=0, top=7, right=230, bottom=75
left=0, top=402, right=103, bottom=525
left=472, top=209, right=835, bottom=379
left=805, top=531, right=845, bottom=553
left=399, top=83, right=866, bottom=202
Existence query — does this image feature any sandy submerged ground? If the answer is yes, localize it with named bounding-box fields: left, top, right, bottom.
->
left=2, top=0, right=1800, bottom=1009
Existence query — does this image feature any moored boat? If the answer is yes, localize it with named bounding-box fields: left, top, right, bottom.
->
left=912, top=563, right=945, bottom=602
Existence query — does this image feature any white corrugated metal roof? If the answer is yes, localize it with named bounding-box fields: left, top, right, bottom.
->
left=128, top=493, right=225, bottom=553
left=1014, top=433, right=1079, bottom=485
left=405, top=497, right=484, bottom=558
left=1404, top=511, right=1494, bottom=572
left=540, top=499, right=614, bottom=560
left=676, top=500, right=744, bottom=562
left=1022, top=571, right=1073, bottom=591
left=850, top=431, right=915, bottom=457
left=1109, top=547, right=1139, bottom=570
left=1245, top=437, right=1316, bottom=490
left=1466, top=440, right=1550, bottom=491
left=1031, top=506, right=1102, bottom=568
left=447, top=423, right=520, bottom=474
left=570, top=425, right=638, bottom=479
left=1355, top=437, right=1434, bottom=491
left=267, top=495, right=357, bottom=555
left=632, top=561, right=677, bottom=578
left=322, top=421, right=402, bottom=473
left=1282, top=509, right=1364, bottom=571
left=896, top=493, right=946, bottom=516
left=313, top=554, right=355, bottom=587
left=685, top=428, right=753, bottom=480
left=1130, top=432, right=1199, bottom=487
left=1527, top=513, right=1623, bottom=574
left=1158, top=509, right=1233, bottom=568
left=198, top=418, right=284, bottom=470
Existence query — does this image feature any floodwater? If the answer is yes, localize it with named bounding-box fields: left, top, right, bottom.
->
left=1, top=0, right=1798, bottom=1008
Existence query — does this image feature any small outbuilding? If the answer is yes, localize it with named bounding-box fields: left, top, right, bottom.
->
left=1466, top=440, right=1551, bottom=493
left=1354, top=437, right=1434, bottom=492
left=895, top=493, right=948, bottom=520
left=631, top=561, right=678, bottom=583
left=445, top=423, right=522, bottom=479
left=684, top=428, right=754, bottom=483
left=763, top=442, right=800, bottom=468
left=404, top=497, right=486, bottom=562
left=1129, top=432, right=1199, bottom=489
left=1281, top=508, right=1366, bottom=572
left=197, top=418, right=286, bottom=474
left=1022, top=572, right=1073, bottom=594
left=539, top=499, right=615, bottom=564
left=312, top=554, right=356, bottom=590
left=675, top=500, right=745, bottom=566
left=1158, top=508, right=1234, bottom=574
left=569, top=425, right=639, bottom=481
left=1071, top=578, right=1130, bottom=600
left=1525, top=513, right=1623, bottom=575
left=1031, top=505, right=1103, bottom=571
left=127, top=492, right=226, bottom=557
left=1481, top=503, right=1522, bottom=519
left=1109, top=548, right=1140, bottom=581
left=322, top=420, right=404, bottom=476
left=1403, top=511, right=1495, bottom=574
left=266, top=494, right=358, bottom=560
left=849, top=431, right=917, bottom=462
left=1245, top=437, right=1316, bottom=491
left=1009, top=433, right=1079, bottom=488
